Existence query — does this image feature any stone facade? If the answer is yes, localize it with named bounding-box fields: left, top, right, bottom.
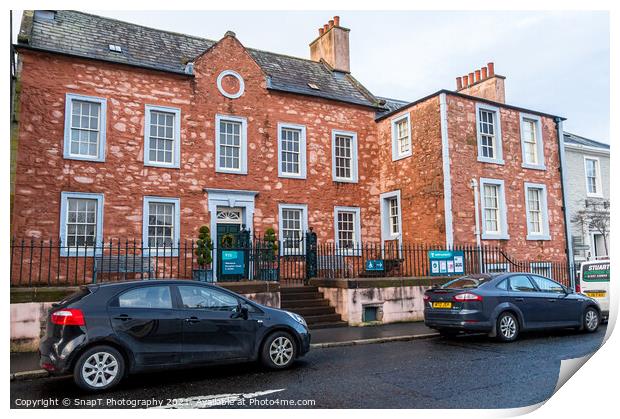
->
left=12, top=16, right=571, bottom=283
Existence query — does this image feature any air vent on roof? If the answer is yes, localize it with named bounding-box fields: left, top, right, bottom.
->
left=307, top=82, right=320, bottom=90
left=34, top=11, right=56, bottom=22
left=108, top=44, right=122, bottom=53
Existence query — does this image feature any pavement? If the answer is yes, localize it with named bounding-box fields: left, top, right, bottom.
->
left=10, top=321, right=437, bottom=376
left=10, top=326, right=605, bottom=409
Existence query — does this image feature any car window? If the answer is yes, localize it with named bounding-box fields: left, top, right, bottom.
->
left=530, top=275, right=566, bottom=293
left=179, top=286, right=239, bottom=310
left=496, top=279, right=508, bottom=290
left=117, top=286, right=172, bottom=309
left=508, top=275, right=537, bottom=292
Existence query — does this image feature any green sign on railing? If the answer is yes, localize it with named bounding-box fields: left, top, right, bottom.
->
left=429, top=250, right=465, bottom=276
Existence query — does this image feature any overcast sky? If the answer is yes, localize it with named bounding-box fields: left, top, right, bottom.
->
left=12, top=10, right=610, bottom=142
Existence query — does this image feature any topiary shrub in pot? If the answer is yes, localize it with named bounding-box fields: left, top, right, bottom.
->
left=193, top=225, right=214, bottom=282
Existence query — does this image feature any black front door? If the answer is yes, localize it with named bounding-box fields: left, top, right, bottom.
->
left=175, top=284, right=258, bottom=364
left=216, top=224, right=248, bottom=281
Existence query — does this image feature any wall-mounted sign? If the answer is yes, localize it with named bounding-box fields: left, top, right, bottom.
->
left=429, top=250, right=465, bottom=276
left=222, top=250, right=245, bottom=275
left=366, top=259, right=385, bottom=271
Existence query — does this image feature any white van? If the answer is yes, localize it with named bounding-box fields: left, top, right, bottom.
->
left=578, top=260, right=610, bottom=321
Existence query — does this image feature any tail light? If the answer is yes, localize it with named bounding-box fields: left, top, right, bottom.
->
left=423, top=294, right=431, bottom=302
left=453, top=292, right=483, bottom=302
left=51, top=308, right=85, bottom=326
left=576, top=283, right=581, bottom=293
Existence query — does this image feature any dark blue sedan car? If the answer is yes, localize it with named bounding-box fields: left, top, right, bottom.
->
left=424, top=273, right=601, bottom=342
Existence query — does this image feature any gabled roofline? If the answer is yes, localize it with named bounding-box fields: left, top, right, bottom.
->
left=375, top=89, right=567, bottom=122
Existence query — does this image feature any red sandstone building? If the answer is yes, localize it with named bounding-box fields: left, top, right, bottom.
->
left=11, top=11, right=572, bottom=281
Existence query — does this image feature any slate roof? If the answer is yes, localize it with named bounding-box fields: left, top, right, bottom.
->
left=564, top=132, right=610, bottom=150
left=16, top=10, right=381, bottom=109
left=375, top=96, right=409, bottom=118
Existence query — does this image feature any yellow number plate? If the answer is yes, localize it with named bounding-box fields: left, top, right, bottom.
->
left=432, top=302, right=453, bottom=309
left=586, top=292, right=606, bottom=298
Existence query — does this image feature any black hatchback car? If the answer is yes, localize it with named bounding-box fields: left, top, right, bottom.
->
left=40, top=280, right=310, bottom=391
left=424, top=273, right=601, bottom=342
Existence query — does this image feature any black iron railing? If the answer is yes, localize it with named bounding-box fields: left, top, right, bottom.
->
left=10, top=237, right=575, bottom=287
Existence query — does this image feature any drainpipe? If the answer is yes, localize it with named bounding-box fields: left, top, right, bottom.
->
left=471, top=179, right=483, bottom=272
left=555, top=117, right=575, bottom=288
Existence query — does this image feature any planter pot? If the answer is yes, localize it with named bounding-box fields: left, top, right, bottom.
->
left=193, top=269, right=214, bottom=282
left=259, top=268, right=278, bottom=281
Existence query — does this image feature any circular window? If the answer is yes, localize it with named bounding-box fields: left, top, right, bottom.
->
left=216, top=70, right=245, bottom=99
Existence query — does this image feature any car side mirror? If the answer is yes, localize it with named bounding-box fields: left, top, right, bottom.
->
left=232, top=302, right=249, bottom=320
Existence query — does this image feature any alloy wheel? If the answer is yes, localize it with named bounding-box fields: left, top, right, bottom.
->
left=585, top=309, right=599, bottom=331
left=269, top=336, right=294, bottom=366
left=499, top=315, right=517, bottom=339
left=81, top=351, right=119, bottom=388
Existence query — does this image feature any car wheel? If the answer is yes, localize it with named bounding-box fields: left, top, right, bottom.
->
left=496, top=312, right=519, bottom=342
left=583, top=307, right=600, bottom=333
left=261, top=331, right=297, bottom=370
left=73, top=346, right=125, bottom=392
left=438, top=329, right=458, bottom=338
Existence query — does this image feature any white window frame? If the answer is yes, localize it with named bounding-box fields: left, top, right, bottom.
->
left=142, top=196, right=180, bottom=256
left=524, top=182, right=550, bottom=240
left=380, top=190, right=402, bottom=242
left=144, top=104, right=181, bottom=168
left=334, top=206, right=362, bottom=256
left=391, top=113, right=412, bottom=161
left=215, top=114, right=248, bottom=174
left=589, top=231, right=609, bottom=259
left=63, top=93, right=107, bottom=162
left=278, top=204, right=309, bottom=256
left=331, top=129, right=359, bottom=183
left=529, top=262, right=552, bottom=278
left=277, top=122, right=307, bottom=179
left=480, top=178, right=509, bottom=240
left=519, top=113, right=545, bottom=170
left=584, top=156, right=603, bottom=198
left=59, top=192, right=104, bottom=256
left=475, top=103, right=504, bottom=165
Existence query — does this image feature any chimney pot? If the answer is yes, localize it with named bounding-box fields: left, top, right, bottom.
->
left=481, top=66, right=488, bottom=79
left=323, top=23, right=329, bottom=32
left=334, top=16, right=340, bottom=26
left=468, top=72, right=475, bottom=86
left=487, top=62, right=495, bottom=76
left=456, top=77, right=463, bottom=90
left=319, top=27, right=324, bottom=36
left=328, top=19, right=334, bottom=28
left=462, top=75, right=469, bottom=87
left=475, top=69, right=481, bottom=82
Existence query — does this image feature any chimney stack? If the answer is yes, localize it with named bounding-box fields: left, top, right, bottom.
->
left=454, top=61, right=506, bottom=103
left=310, top=16, right=351, bottom=73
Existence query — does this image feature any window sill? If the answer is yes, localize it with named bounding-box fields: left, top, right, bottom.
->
left=481, top=233, right=510, bottom=240
left=522, top=163, right=546, bottom=171
left=526, top=234, right=551, bottom=241
left=586, top=193, right=605, bottom=199
left=333, top=178, right=359, bottom=184
left=278, top=173, right=307, bottom=180
left=392, top=152, right=412, bottom=162
left=63, top=154, right=105, bottom=163
left=145, top=161, right=180, bottom=169
left=60, top=250, right=103, bottom=257
left=216, top=168, right=248, bottom=175
left=477, top=157, right=505, bottom=165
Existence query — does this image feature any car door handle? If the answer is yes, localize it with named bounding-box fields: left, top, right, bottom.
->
left=514, top=298, right=525, bottom=302
left=113, top=314, right=132, bottom=321
left=184, top=317, right=200, bottom=323
left=547, top=299, right=557, bottom=302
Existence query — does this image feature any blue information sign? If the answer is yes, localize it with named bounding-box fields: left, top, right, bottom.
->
left=222, top=250, right=245, bottom=275
left=366, top=259, right=385, bottom=271
left=428, top=250, right=465, bottom=276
